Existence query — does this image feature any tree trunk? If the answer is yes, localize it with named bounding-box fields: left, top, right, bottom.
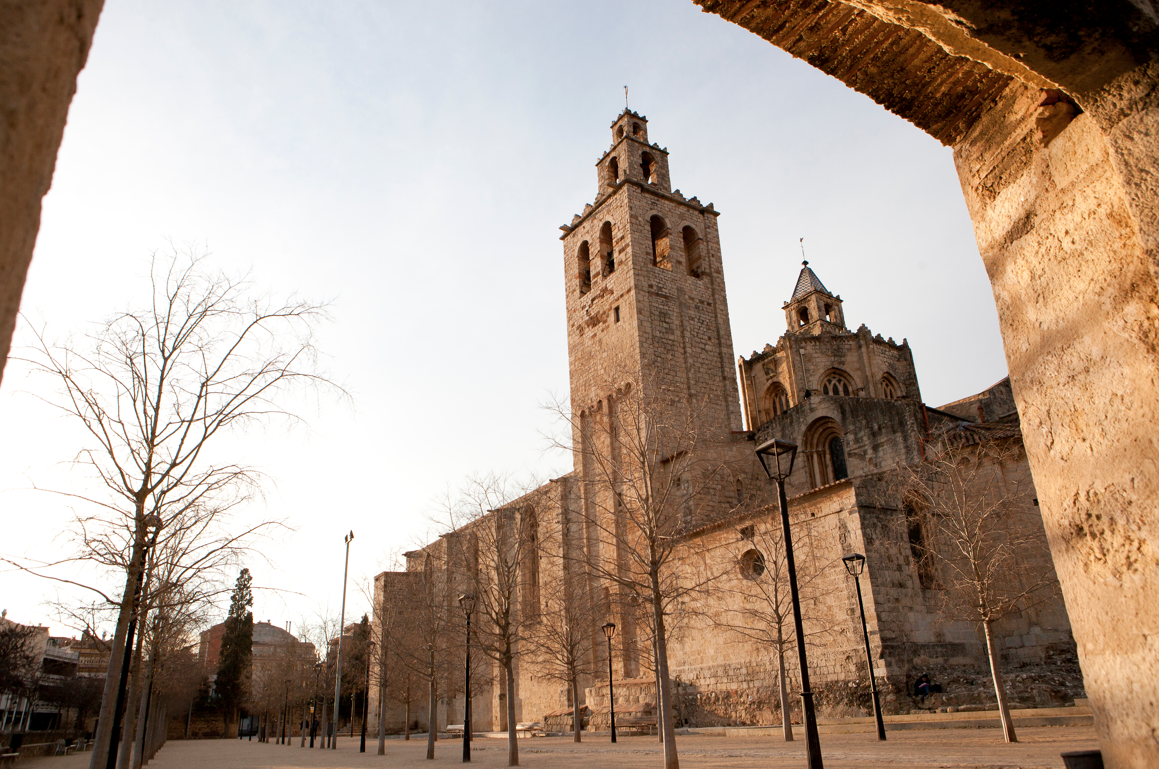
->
left=130, top=652, right=154, bottom=769
left=319, top=698, right=328, bottom=749
left=571, top=674, right=581, bottom=743
left=90, top=537, right=146, bottom=769
left=504, top=657, right=518, bottom=767
left=117, top=627, right=147, bottom=769
left=650, top=576, right=679, bottom=769
left=653, top=636, right=663, bottom=743
left=983, top=619, right=1018, bottom=743
left=377, top=670, right=387, bottom=755
left=777, top=645, right=793, bottom=741
left=426, top=670, right=436, bottom=759
left=405, top=697, right=411, bottom=740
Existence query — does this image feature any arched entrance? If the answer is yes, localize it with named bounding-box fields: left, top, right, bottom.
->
left=692, top=3, right=1159, bottom=764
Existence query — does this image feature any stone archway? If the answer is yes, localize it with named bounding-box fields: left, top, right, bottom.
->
left=692, top=2, right=1158, bottom=766
left=1, top=1, right=1157, bottom=765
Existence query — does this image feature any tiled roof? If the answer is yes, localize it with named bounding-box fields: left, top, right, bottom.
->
left=791, top=261, right=830, bottom=301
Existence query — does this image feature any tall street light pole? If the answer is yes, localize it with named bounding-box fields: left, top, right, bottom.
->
left=756, top=438, right=824, bottom=769
left=843, top=553, right=886, bottom=741
left=361, top=640, right=374, bottom=753
left=310, top=662, right=322, bottom=747
left=602, top=622, right=617, bottom=744
left=282, top=679, right=290, bottom=745
left=458, top=594, right=476, bottom=763
left=332, top=530, right=354, bottom=749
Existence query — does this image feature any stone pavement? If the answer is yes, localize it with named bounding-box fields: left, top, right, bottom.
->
left=23, top=727, right=1099, bottom=769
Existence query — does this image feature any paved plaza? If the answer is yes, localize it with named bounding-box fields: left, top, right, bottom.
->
left=28, top=727, right=1099, bottom=769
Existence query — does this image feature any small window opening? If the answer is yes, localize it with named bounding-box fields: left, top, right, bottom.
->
left=740, top=549, right=766, bottom=579
left=578, top=242, right=591, bottom=295
left=683, top=226, right=703, bottom=278
left=798, top=307, right=809, bottom=326
left=650, top=215, right=670, bottom=270
left=906, top=506, right=936, bottom=588
left=608, top=157, right=619, bottom=185
left=613, top=306, right=620, bottom=323
left=640, top=151, right=656, bottom=184
left=600, top=221, right=615, bottom=275
left=739, top=524, right=755, bottom=541
left=824, top=303, right=833, bottom=322
left=679, top=474, right=693, bottom=529
left=632, top=122, right=641, bottom=136
left=735, top=480, right=744, bottom=507
left=616, top=126, right=625, bottom=140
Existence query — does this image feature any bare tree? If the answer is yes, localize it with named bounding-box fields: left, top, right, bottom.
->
left=522, top=526, right=596, bottom=743
left=546, top=375, right=733, bottom=769
left=6, top=248, right=341, bottom=768
left=713, top=518, right=840, bottom=740
left=0, top=620, right=41, bottom=733
left=444, top=474, right=541, bottom=768
left=898, top=425, right=1059, bottom=743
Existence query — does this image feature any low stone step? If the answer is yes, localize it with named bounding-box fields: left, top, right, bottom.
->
left=725, top=711, right=1093, bottom=737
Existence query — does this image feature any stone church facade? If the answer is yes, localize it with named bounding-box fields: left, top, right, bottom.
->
left=370, top=110, right=1081, bottom=733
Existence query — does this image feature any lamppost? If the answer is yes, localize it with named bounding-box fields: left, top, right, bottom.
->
left=332, top=530, right=354, bottom=749
left=755, top=438, right=823, bottom=769
left=310, top=661, right=322, bottom=747
left=282, top=679, right=291, bottom=745
left=361, top=640, right=374, bottom=753
left=602, top=622, right=617, bottom=744
left=842, top=553, right=886, bottom=741
left=458, top=594, right=476, bottom=763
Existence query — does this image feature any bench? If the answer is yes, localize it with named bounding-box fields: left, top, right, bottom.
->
left=617, top=715, right=659, bottom=735
left=445, top=724, right=464, bottom=736
left=515, top=722, right=545, bottom=738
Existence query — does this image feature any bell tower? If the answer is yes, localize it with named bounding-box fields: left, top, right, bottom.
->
left=783, top=261, right=846, bottom=334
left=559, top=109, right=743, bottom=436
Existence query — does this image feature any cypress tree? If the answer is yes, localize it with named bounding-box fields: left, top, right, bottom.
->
left=216, top=568, right=254, bottom=736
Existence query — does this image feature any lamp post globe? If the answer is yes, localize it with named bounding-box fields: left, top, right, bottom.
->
left=843, top=552, right=886, bottom=741
left=601, top=622, right=617, bottom=743
left=755, top=437, right=824, bottom=769
left=459, top=594, right=477, bottom=762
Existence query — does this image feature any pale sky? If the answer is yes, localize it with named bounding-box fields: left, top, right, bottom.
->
left=0, top=0, right=1007, bottom=639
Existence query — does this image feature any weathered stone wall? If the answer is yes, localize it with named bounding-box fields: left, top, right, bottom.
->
left=954, top=73, right=1159, bottom=767
left=0, top=0, right=104, bottom=385
left=753, top=395, right=926, bottom=497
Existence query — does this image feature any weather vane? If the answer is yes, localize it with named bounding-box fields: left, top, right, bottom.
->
left=624, top=85, right=629, bottom=109
left=800, top=237, right=808, bottom=266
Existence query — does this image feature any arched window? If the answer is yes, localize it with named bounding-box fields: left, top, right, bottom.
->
left=823, top=303, right=833, bottom=322
left=650, top=215, right=670, bottom=270
left=608, top=157, right=619, bottom=185
left=798, top=307, right=809, bottom=326
left=616, top=126, right=625, bottom=141
left=683, top=226, right=703, bottom=277
left=632, top=122, right=642, bottom=137
left=523, top=509, right=541, bottom=618
left=828, top=436, right=848, bottom=481
left=577, top=241, right=591, bottom=295
left=761, top=382, right=791, bottom=423
left=802, top=417, right=848, bottom=488
left=821, top=370, right=854, bottom=396
left=640, top=151, right=656, bottom=184
left=881, top=373, right=902, bottom=399
left=600, top=221, right=615, bottom=275
left=739, top=549, right=766, bottom=580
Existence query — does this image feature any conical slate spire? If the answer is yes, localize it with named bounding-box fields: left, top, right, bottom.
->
left=791, top=260, right=830, bottom=301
